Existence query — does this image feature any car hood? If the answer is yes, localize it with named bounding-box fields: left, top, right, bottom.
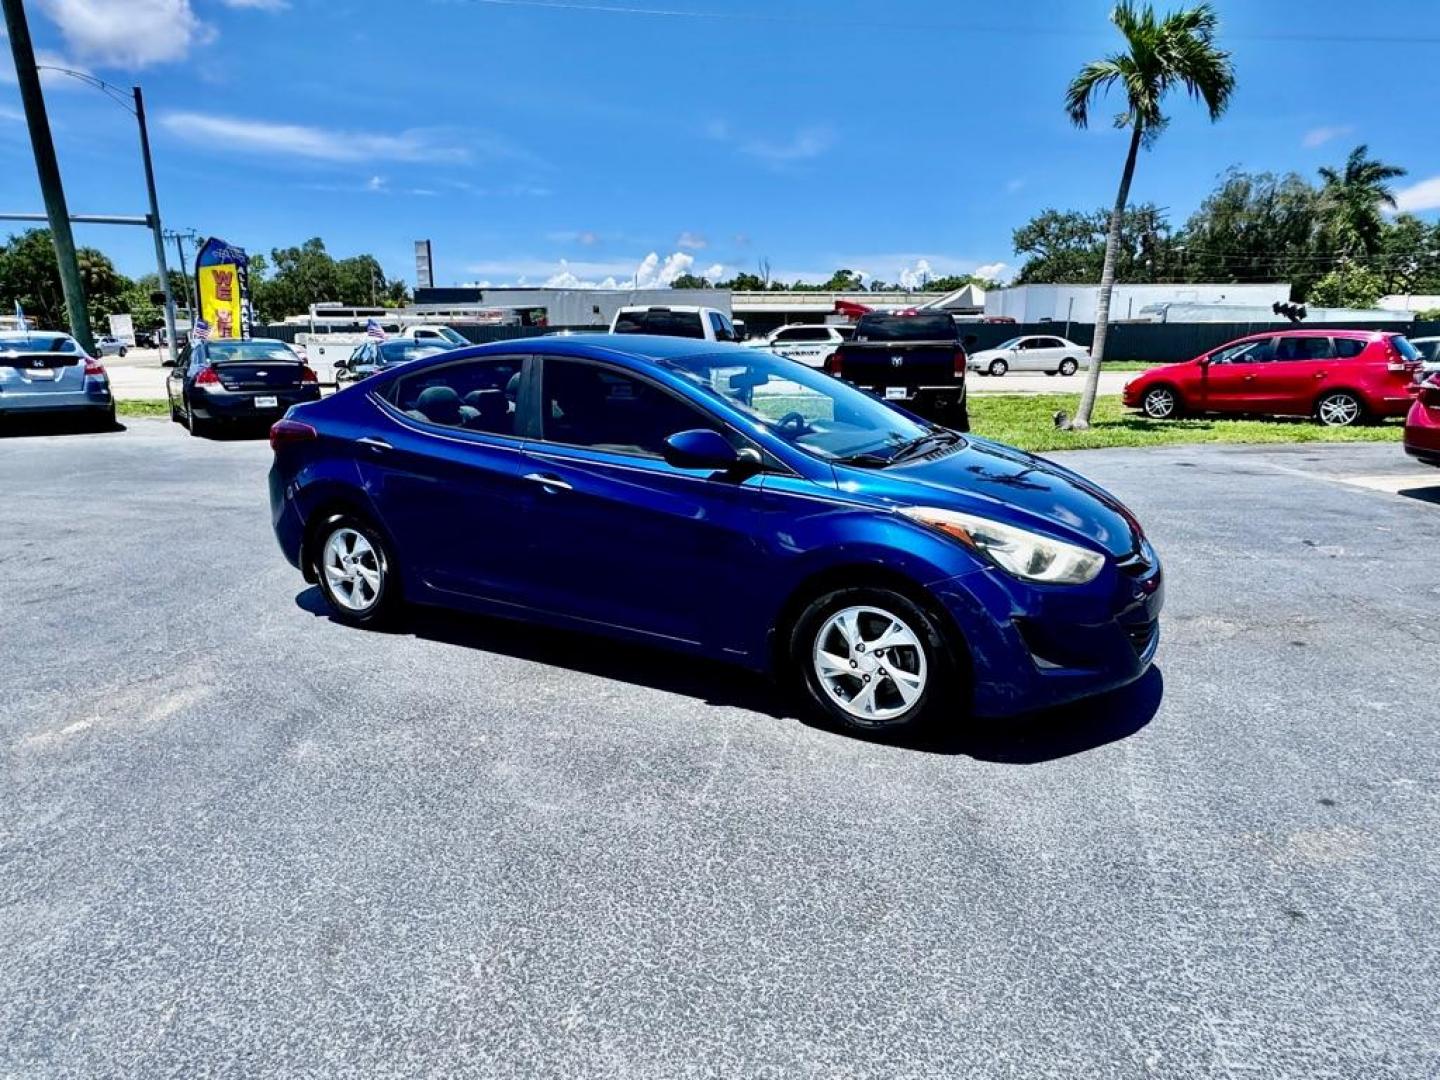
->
left=968, top=348, right=1004, bottom=362
left=842, top=436, right=1143, bottom=557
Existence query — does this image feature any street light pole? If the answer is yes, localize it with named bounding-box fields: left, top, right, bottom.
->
left=132, top=86, right=178, bottom=365
left=1, top=0, right=93, bottom=352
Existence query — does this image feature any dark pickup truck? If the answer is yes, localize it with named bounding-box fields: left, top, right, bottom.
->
left=824, top=312, right=969, bottom=430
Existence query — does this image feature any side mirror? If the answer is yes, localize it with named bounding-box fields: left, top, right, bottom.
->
left=663, top=428, right=742, bottom=471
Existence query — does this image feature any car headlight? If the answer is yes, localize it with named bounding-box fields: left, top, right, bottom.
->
left=900, top=506, right=1105, bottom=585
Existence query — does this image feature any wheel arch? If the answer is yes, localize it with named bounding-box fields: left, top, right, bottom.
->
left=299, top=489, right=393, bottom=585
left=1312, top=385, right=1371, bottom=420
left=768, top=563, right=973, bottom=681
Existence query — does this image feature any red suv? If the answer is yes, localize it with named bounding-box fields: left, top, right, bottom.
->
left=1404, top=375, right=1440, bottom=465
left=1123, top=330, right=1423, bottom=427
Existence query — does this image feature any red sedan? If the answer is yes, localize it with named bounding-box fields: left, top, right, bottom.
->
left=1123, top=329, right=1423, bottom=427
left=1405, top=376, right=1440, bottom=466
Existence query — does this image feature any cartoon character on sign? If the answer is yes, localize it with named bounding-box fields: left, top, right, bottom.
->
left=215, top=308, right=233, bottom=337
left=213, top=269, right=234, bottom=302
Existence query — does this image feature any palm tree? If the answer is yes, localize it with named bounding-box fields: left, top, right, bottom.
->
left=1318, top=145, right=1406, bottom=257
left=1061, top=2, right=1235, bottom=430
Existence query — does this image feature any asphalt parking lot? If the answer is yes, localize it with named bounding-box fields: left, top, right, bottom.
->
left=3, top=419, right=1439, bottom=1078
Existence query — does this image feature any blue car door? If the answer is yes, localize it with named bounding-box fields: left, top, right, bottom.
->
left=357, top=354, right=537, bottom=604
left=517, top=355, right=769, bottom=649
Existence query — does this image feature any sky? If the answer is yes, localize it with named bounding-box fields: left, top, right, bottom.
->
left=1, top=0, right=1438, bottom=291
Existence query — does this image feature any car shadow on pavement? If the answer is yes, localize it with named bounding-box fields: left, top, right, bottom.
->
left=1398, top=483, right=1440, bottom=506
left=0, top=414, right=123, bottom=438
left=297, top=587, right=1165, bottom=760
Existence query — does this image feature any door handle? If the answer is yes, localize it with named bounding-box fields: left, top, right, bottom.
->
left=1314, top=372, right=1326, bottom=379
left=356, top=436, right=392, bottom=452
left=524, top=472, right=572, bottom=492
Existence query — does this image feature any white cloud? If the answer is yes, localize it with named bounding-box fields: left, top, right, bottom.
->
left=0, top=49, right=93, bottom=90
left=705, top=263, right=726, bottom=281
left=36, top=0, right=215, bottom=69
left=0, top=104, right=22, bottom=122
left=220, top=0, right=288, bottom=9
left=973, top=262, right=1010, bottom=281
left=677, top=231, right=707, bottom=250
left=1395, top=176, right=1440, bottom=213
left=464, top=251, right=699, bottom=289
left=741, top=127, right=832, bottom=166
left=365, top=175, right=386, bottom=192
left=1005, top=178, right=1025, bottom=193
left=898, top=258, right=933, bottom=290
left=158, top=111, right=470, bottom=163
left=1302, top=124, right=1353, bottom=149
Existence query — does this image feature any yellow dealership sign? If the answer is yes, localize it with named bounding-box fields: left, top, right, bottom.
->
left=194, top=238, right=252, bottom=340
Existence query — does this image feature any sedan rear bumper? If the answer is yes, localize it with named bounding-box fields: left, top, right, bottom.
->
left=192, top=385, right=320, bottom=421
left=0, top=384, right=112, bottom=414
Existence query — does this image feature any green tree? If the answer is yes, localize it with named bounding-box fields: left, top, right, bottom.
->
left=1178, top=168, right=1324, bottom=295
left=670, top=272, right=710, bottom=289
left=1307, top=265, right=1386, bottom=309
left=1061, top=0, right=1235, bottom=429
left=1014, top=205, right=1176, bottom=285
left=0, top=229, right=131, bottom=334
left=1318, top=145, right=1406, bottom=257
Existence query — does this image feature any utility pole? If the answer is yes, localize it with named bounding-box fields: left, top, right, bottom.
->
left=2, top=0, right=93, bottom=352
left=170, top=231, right=197, bottom=316
left=133, top=86, right=178, bottom=364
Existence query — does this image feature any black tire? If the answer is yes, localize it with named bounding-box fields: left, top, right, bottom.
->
left=169, top=394, right=182, bottom=423
left=311, top=512, right=402, bottom=628
left=97, top=404, right=116, bottom=431
left=954, top=402, right=970, bottom=433
left=1058, top=358, right=1078, bottom=377
left=1315, top=390, right=1365, bottom=428
left=186, top=401, right=210, bottom=438
left=789, top=586, right=960, bottom=738
left=118, top=346, right=127, bottom=358
left=988, top=358, right=1008, bottom=377
left=1141, top=385, right=1181, bottom=420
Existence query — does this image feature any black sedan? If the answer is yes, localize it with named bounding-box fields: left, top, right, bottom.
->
left=166, top=338, right=320, bottom=437
left=336, top=339, right=447, bottom=383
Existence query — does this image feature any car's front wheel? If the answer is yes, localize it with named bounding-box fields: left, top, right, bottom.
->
left=791, top=587, right=958, bottom=737
left=988, top=358, right=1008, bottom=377
left=1142, top=385, right=1180, bottom=420
left=1315, top=390, right=1364, bottom=427
left=314, top=514, right=400, bottom=627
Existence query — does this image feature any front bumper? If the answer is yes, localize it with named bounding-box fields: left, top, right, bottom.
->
left=193, top=385, right=321, bottom=421
left=931, top=547, right=1164, bottom=717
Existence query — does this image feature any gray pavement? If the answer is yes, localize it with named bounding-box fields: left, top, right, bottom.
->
left=2, top=419, right=1439, bottom=1078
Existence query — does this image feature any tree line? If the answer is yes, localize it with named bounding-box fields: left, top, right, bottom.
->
left=670, top=268, right=999, bottom=294
left=1010, top=145, right=1437, bottom=310
left=0, top=231, right=409, bottom=333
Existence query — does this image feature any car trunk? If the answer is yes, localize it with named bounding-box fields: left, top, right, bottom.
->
left=0, top=352, right=85, bottom=393
left=837, top=341, right=959, bottom=388
left=215, top=361, right=307, bottom=391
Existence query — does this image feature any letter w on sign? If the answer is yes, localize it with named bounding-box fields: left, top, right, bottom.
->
left=213, top=269, right=234, bottom=301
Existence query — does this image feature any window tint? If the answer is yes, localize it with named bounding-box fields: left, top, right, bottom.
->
left=1040, top=338, right=1065, bottom=349
left=1389, top=336, right=1420, bottom=362
left=1214, top=339, right=1274, bottom=364
left=1333, top=337, right=1366, bottom=359
left=708, top=312, right=738, bottom=343
left=389, top=356, right=524, bottom=435
left=613, top=309, right=705, bottom=339
left=540, top=358, right=715, bottom=458
left=1275, top=336, right=1334, bottom=361
left=853, top=314, right=957, bottom=342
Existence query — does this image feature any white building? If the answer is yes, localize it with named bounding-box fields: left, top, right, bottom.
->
left=1379, top=294, right=1440, bottom=313
left=985, top=283, right=1293, bottom=324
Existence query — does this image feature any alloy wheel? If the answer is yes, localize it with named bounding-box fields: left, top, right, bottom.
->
left=1317, top=393, right=1361, bottom=427
left=1143, top=387, right=1177, bottom=419
left=1059, top=359, right=1078, bottom=376
left=322, top=527, right=383, bottom=612
left=989, top=359, right=1008, bottom=377
left=812, top=606, right=928, bottom=725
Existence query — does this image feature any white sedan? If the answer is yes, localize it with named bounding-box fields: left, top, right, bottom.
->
left=968, top=335, right=1090, bottom=377
left=745, top=324, right=853, bottom=367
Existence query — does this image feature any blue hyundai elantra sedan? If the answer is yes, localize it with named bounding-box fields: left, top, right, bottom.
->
left=268, top=335, right=1162, bottom=736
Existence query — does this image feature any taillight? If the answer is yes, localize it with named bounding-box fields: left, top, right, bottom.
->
left=953, top=348, right=968, bottom=378
left=823, top=352, right=841, bottom=375
left=269, top=418, right=317, bottom=451
left=83, top=356, right=105, bottom=377
left=194, top=365, right=221, bottom=386
left=300, top=365, right=318, bottom=383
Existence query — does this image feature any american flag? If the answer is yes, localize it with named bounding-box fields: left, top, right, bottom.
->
left=191, top=319, right=211, bottom=342
left=365, top=318, right=387, bottom=341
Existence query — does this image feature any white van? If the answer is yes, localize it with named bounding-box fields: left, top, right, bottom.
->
left=609, top=305, right=739, bottom=343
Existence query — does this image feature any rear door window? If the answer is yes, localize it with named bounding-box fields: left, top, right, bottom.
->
left=614, top=310, right=705, bottom=339
left=388, top=356, right=525, bottom=436
left=1276, top=337, right=1334, bottom=361
left=1334, top=337, right=1367, bottom=359
left=1389, top=336, right=1420, bottom=362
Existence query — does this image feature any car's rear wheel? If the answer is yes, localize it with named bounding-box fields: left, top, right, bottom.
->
left=186, top=402, right=210, bottom=438
left=790, top=587, right=958, bottom=737
left=1315, top=390, right=1364, bottom=427
left=1142, top=385, right=1180, bottom=420
left=1058, top=358, right=1079, bottom=377
left=314, top=514, right=400, bottom=627
left=988, top=358, right=1008, bottom=377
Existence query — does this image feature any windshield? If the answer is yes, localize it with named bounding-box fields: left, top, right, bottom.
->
left=993, top=337, right=1023, bottom=350
left=431, top=328, right=467, bottom=345
left=208, top=341, right=300, bottom=364
left=614, top=310, right=705, bottom=338
left=657, top=350, right=940, bottom=462
left=379, top=342, right=445, bottom=365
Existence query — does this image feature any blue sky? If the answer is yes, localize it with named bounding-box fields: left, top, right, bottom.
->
left=2, top=0, right=1438, bottom=290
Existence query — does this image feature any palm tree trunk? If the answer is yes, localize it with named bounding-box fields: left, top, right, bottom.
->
left=1071, top=121, right=1143, bottom=430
